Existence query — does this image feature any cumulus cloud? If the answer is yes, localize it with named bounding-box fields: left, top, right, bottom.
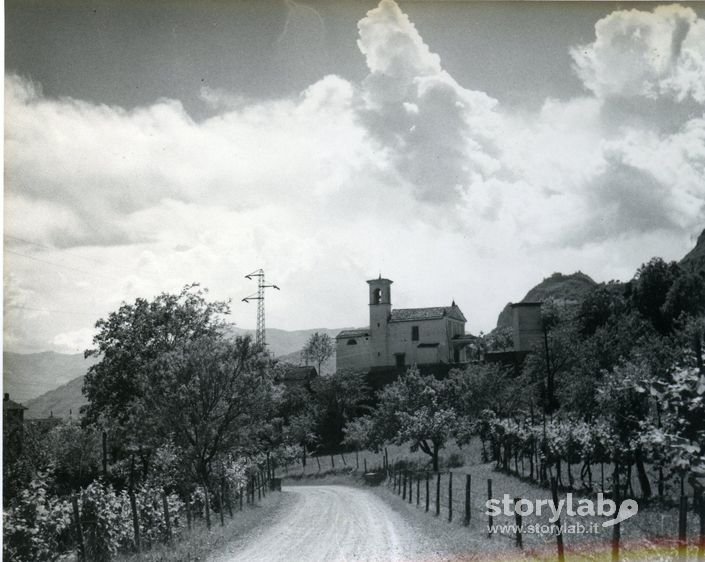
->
left=571, top=5, right=705, bottom=103
left=4, top=0, right=705, bottom=352
left=356, top=0, right=501, bottom=204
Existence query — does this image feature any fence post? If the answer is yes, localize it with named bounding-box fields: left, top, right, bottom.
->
left=239, top=488, right=243, bottom=511
left=403, top=471, right=407, bottom=500
left=448, top=472, right=453, bottom=522
left=129, top=490, right=141, bottom=551
left=698, top=488, right=705, bottom=562
left=204, top=485, right=212, bottom=529
left=487, top=478, right=493, bottom=537
left=514, top=497, right=523, bottom=549
left=551, top=477, right=565, bottom=562
left=408, top=471, right=413, bottom=504
left=72, top=495, right=85, bottom=561
left=679, top=495, right=688, bottom=561
left=331, top=454, right=335, bottom=469
left=465, top=474, right=471, bottom=526
left=262, top=471, right=266, bottom=498
left=364, top=458, right=367, bottom=473
left=217, top=488, right=225, bottom=527
left=416, top=475, right=420, bottom=506
left=436, top=472, right=441, bottom=516
left=341, top=453, right=347, bottom=466
left=426, top=472, right=430, bottom=512
left=162, top=491, right=172, bottom=541
left=612, top=466, right=620, bottom=562
left=257, top=473, right=262, bottom=501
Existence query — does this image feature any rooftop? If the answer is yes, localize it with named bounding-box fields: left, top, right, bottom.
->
left=390, top=305, right=466, bottom=323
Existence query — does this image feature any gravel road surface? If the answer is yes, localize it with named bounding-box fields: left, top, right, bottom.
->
left=218, top=484, right=425, bottom=562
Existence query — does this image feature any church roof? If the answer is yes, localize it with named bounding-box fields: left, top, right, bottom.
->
left=336, top=328, right=370, bottom=339
left=390, top=305, right=466, bottom=323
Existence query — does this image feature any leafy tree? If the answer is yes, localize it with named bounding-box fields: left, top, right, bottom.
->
left=143, top=333, right=272, bottom=486
left=310, top=370, right=370, bottom=451
left=367, top=368, right=458, bottom=471
left=302, top=332, right=334, bottom=374
left=631, top=257, right=680, bottom=334
left=82, top=284, right=231, bottom=465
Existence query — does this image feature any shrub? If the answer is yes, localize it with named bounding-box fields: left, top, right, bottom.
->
left=443, top=452, right=465, bottom=468
left=3, top=470, right=73, bottom=562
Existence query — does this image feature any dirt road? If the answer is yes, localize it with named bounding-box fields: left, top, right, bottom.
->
left=218, top=484, right=425, bottom=562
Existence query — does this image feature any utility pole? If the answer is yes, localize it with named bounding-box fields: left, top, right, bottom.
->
left=242, top=269, right=279, bottom=348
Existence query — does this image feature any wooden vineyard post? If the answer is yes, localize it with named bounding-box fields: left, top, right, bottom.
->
left=403, top=471, right=407, bottom=500
left=204, top=485, right=212, bottom=529
left=217, top=488, right=225, bottom=527
left=239, top=488, right=243, bottom=511
left=416, top=475, right=420, bottom=506
left=162, top=491, right=172, bottom=541
left=465, top=474, right=471, bottom=526
left=448, top=472, right=453, bottom=522
left=698, top=489, right=705, bottom=562
left=331, top=454, right=335, bottom=469
left=679, top=495, right=688, bottom=561
left=262, top=471, right=266, bottom=498
left=487, top=478, right=493, bottom=537
left=316, top=455, right=321, bottom=473
left=408, top=471, right=413, bottom=504
left=72, top=495, right=85, bottom=562
left=436, top=472, right=441, bottom=516
left=364, top=458, right=367, bottom=473
left=514, top=497, right=523, bottom=549
left=551, top=478, right=565, bottom=562
left=612, top=466, right=620, bottom=562
left=129, top=490, right=141, bottom=551
left=426, top=472, right=430, bottom=512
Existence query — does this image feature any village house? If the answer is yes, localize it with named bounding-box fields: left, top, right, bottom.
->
left=335, top=277, right=477, bottom=372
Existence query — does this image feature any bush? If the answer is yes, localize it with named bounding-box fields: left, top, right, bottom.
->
left=3, top=470, right=73, bottom=562
left=443, top=452, right=465, bottom=468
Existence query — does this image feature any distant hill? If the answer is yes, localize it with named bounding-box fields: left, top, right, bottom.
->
left=15, top=327, right=346, bottom=418
left=3, top=351, right=98, bottom=405
left=496, top=272, right=598, bottom=329
left=24, top=375, right=87, bottom=419
left=681, top=229, right=705, bottom=272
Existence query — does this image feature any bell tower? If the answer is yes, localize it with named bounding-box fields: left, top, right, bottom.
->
left=367, top=276, right=392, bottom=366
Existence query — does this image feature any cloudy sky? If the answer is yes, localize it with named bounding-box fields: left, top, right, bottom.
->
left=4, top=0, right=705, bottom=354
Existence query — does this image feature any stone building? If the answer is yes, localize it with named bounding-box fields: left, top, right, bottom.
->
left=335, top=277, right=475, bottom=372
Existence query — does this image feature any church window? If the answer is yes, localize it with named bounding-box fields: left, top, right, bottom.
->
left=411, top=326, right=419, bottom=341
left=373, top=288, right=382, bottom=304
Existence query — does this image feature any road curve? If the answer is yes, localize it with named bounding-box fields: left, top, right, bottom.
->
left=222, top=485, right=422, bottom=562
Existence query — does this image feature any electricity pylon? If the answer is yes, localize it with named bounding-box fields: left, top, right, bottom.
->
left=242, top=269, right=280, bottom=347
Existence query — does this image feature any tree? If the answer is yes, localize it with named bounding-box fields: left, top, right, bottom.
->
left=631, top=257, right=680, bottom=334
left=83, top=284, right=230, bottom=435
left=368, top=368, right=458, bottom=471
left=144, top=333, right=273, bottom=486
left=302, top=332, right=334, bottom=374
left=310, top=370, right=370, bottom=451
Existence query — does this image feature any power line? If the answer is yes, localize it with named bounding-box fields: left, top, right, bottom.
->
left=5, top=248, right=118, bottom=281
left=5, top=234, right=135, bottom=274
left=5, top=304, right=105, bottom=318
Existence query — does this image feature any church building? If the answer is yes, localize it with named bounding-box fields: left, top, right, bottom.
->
left=335, top=277, right=475, bottom=372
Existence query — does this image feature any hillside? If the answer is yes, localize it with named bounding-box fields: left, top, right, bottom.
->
left=24, top=375, right=87, bottom=419
left=681, top=228, right=705, bottom=272
left=496, top=272, right=598, bottom=329
left=3, top=351, right=98, bottom=404
left=16, top=327, right=345, bottom=418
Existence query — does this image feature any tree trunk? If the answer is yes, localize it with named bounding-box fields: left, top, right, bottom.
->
left=432, top=442, right=440, bottom=473
left=635, top=450, right=652, bottom=500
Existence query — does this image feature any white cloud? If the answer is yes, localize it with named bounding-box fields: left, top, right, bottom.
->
left=571, top=5, right=705, bottom=103
left=4, top=1, right=705, bottom=353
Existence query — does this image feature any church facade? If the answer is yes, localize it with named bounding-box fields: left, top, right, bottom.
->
left=335, top=277, right=475, bottom=372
